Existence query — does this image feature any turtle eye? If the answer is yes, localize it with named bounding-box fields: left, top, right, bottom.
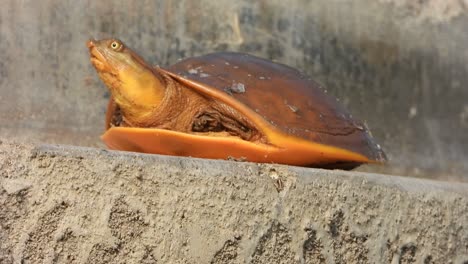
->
left=110, top=40, right=123, bottom=51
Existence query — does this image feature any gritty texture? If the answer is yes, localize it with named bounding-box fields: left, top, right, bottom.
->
left=0, top=1, right=468, bottom=181
left=0, top=140, right=467, bottom=263
left=303, top=228, right=326, bottom=264
left=378, top=0, right=468, bottom=22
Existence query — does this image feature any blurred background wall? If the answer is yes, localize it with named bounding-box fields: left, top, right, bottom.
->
left=1, top=0, right=467, bottom=181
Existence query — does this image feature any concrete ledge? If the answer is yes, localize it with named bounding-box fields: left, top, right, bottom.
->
left=1, top=140, right=467, bottom=263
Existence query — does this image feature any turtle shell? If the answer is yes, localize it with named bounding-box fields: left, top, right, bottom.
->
left=103, top=52, right=386, bottom=167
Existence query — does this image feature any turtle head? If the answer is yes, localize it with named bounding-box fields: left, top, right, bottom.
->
left=87, top=38, right=165, bottom=124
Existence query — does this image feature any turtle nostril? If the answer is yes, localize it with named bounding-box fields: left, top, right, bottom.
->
left=87, top=39, right=96, bottom=49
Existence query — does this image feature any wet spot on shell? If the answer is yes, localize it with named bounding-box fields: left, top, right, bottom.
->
left=188, top=69, right=198, bottom=74
left=284, top=100, right=299, bottom=113
left=223, top=88, right=232, bottom=95
left=287, top=104, right=299, bottom=113
left=200, top=73, right=210, bottom=78
left=224, top=82, right=246, bottom=95
left=226, top=82, right=246, bottom=94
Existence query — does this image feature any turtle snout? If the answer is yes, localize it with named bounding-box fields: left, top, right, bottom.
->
left=87, top=39, right=96, bottom=49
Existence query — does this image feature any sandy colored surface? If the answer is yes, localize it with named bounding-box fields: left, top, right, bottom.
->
left=1, top=140, right=467, bottom=263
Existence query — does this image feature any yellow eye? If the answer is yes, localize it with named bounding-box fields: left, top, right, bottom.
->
left=110, top=41, right=122, bottom=51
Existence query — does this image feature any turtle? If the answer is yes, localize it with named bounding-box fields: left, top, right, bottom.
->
left=87, top=38, right=386, bottom=169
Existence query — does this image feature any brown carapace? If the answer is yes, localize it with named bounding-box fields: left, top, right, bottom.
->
left=88, top=38, right=386, bottom=169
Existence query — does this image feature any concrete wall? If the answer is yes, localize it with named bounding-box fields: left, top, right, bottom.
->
left=1, top=140, right=467, bottom=263
left=1, top=1, right=467, bottom=179
left=2, top=2, right=467, bottom=262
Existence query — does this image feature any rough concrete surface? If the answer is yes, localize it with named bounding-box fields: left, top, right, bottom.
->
left=1, top=0, right=468, bottom=180
left=1, top=140, right=467, bottom=263
left=1, top=1, right=468, bottom=263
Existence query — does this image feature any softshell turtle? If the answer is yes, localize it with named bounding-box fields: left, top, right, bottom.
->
left=87, top=38, right=386, bottom=168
